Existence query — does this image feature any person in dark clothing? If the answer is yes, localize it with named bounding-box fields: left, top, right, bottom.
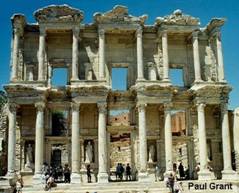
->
left=167, top=173, right=175, bottom=193
left=126, top=163, right=131, bottom=181
left=63, top=164, right=71, bottom=183
left=116, top=163, right=121, bottom=181
left=87, top=165, right=92, bottom=183
left=178, top=162, right=185, bottom=180
left=119, top=163, right=125, bottom=181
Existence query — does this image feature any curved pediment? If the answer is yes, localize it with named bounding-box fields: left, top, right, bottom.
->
left=34, top=4, right=84, bottom=23
left=94, top=5, right=147, bottom=25
left=155, top=9, right=200, bottom=26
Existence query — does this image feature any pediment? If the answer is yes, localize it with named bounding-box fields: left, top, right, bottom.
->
left=155, top=9, right=200, bottom=26
left=94, top=5, right=147, bottom=25
left=34, top=4, right=83, bottom=23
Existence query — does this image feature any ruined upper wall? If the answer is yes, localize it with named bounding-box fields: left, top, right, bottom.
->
left=9, top=4, right=227, bottom=88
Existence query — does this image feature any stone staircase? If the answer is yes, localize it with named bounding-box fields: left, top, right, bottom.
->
left=21, top=180, right=239, bottom=193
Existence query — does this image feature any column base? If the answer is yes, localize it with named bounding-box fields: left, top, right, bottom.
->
left=32, top=173, right=43, bottom=185
left=198, top=170, right=214, bottom=180
left=193, top=79, right=203, bottom=84
left=138, top=172, right=150, bottom=182
left=222, top=170, right=237, bottom=180
left=97, top=172, right=108, bottom=183
left=5, top=172, right=17, bottom=186
left=71, top=173, right=82, bottom=184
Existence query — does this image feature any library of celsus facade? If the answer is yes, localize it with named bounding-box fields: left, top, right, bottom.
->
left=4, top=4, right=238, bottom=185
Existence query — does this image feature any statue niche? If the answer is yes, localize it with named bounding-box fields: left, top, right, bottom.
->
left=84, top=140, right=94, bottom=163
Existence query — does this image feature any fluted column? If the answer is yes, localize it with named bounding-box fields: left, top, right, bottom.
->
left=99, top=29, right=105, bottom=80
left=137, top=104, right=148, bottom=181
left=136, top=27, right=144, bottom=80
left=38, top=28, right=46, bottom=81
left=216, top=32, right=225, bottom=82
left=164, top=103, right=173, bottom=173
left=162, top=30, right=170, bottom=81
left=221, top=103, right=235, bottom=179
left=6, top=103, right=17, bottom=177
left=71, top=26, right=80, bottom=81
left=71, top=103, right=81, bottom=183
left=33, top=102, right=45, bottom=183
left=97, top=102, right=108, bottom=183
left=197, top=103, right=213, bottom=180
left=11, top=28, right=20, bottom=81
left=192, top=31, right=202, bottom=82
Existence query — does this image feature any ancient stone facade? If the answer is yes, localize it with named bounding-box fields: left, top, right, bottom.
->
left=3, top=4, right=238, bottom=187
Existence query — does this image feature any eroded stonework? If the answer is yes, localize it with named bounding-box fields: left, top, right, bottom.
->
left=2, top=4, right=239, bottom=192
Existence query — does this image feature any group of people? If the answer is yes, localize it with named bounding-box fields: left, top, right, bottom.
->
left=115, top=163, right=131, bottom=181
left=41, top=163, right=71, bottom=191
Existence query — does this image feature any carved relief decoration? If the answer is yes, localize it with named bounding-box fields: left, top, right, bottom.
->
left=34, top=5, right=84, bottom=23
left=94, top=5, right=147, bottom=24
left=204, top=46, right=217, bottom=82
left=205, top=18, right=225, bottom=33
left=155, top=9, right=200, bottom=26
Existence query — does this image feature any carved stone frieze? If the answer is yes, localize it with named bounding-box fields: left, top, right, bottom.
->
left=155, top=9, right=200, bottom=26
left=94, top=5, right=147, bottom=25
left=34, top=4, right=84, bottom=23
left=204, top=46, right=217, bottom=82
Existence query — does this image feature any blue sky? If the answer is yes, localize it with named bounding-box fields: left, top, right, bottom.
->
left=0, top=0, right=239, bottom=109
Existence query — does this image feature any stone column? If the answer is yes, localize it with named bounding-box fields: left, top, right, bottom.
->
left=6, top=103, right=17, bottom=177
left=192, top=31, right=202, bottom=82
left=71, top=103, right=81, bottom=183
left=221, top=103, right=235, bottom=179
left=164, top=103, right=173, bottom=174
left=137, top=104, right=148, bottom=181
left=38, top=27, right=46, bottom=81
left=99, top=29, right=105, bottom=80
left=11, top=28, right=20, bottom=81
left=162, top=30, right=169, bottom=81
left=233, top=108, right=239, bottom=174
left=136, top=27, right=144, bottom=80
left=33, top=102, right=45, bottom=183
left=197, top=103, right=213, bottom=180
left=97, top=102, right=108, bottom=183
left=216, top=32, right=225, bottom=82
left=71, top=26, right=80, bottom=81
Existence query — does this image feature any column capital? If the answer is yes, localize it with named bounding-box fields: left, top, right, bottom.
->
left=192, top=30, right=200, bottom=39
left=35, top=102, right=45, bottom=111
left=71, top=103, right=80, bottom=111
left=137, top=103, right=147, bottom=112
left=99, top=29, right=105, bottom=38
left=136, top=27, right=143, bottom=38
left=161, top=29, right=167, bottom=37
left=8, top=102, right=18, bottom=112
left=72, top=26, right=80, bottom=35
left=196, top=103, right=206, bottom=112
left=97, top=102, right=107, bottom=114
left=164, top=102, right=172, bottom=111
left=39, top=27, right=46, bottom=36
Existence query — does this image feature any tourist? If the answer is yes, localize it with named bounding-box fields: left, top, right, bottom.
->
left=57, top=165, right=63, bottom=182
left=178, top=162, right=185, bottom=180
left=126, top=163, right=131, bottom=181
left=116, top=163, right=121, bottom=181
left=63, top=164, right=71, bottom=183
left=87, top=165, right=92, bottom=183
left=119, top=163, right=125, bottom=181
left=166, top=173, right=175, bottom=193
left=46, top=175, right=56, bottom=191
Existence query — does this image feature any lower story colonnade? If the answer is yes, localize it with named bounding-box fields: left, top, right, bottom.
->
left=5, top=100, right=237, bottom=184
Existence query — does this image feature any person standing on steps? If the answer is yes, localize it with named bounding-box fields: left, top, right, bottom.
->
left=87, top=165, right=92, bottom=183
left=126, top=163, right=131, bottom=181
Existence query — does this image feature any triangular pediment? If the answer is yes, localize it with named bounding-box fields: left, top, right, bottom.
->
left=34, top=4, right=84, bottom=23
left=94, top=5, right=147, bottom=25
